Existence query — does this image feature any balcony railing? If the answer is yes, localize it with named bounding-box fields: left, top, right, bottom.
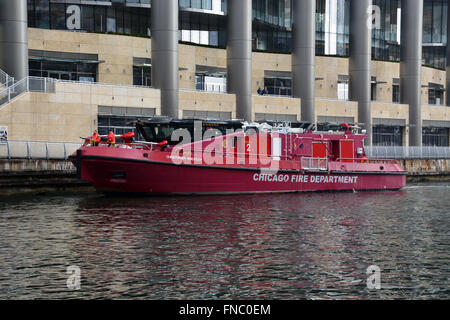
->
left=366, top=146, right=450, bottom=160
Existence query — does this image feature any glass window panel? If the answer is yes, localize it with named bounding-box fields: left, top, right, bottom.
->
left=423, top=128, right=449, bottom=146
left=124, top=8, right=132, bottom=34
left=202, top=0, right=212, bottom=10
left=423, top=1, right=433, bottom=43
left=180, top=0, right=190, bottom=9
left=28, top=0, right=36, bottom=28
left=82, top=6, right=94, bottom=31
left=36, top=0, right=50, bottom=29
left=443, top=2, right=448, bottom=44
left=116, top=7, right=124, bottom=33
left=392, top=84, right=400, bottom=103
left=94, top=6, right=106, bottom=32
left=432, top=1, right=443, bottom=43
left=373, top=126, right=403, bottom=146
left=131, top=8, right=140, bottom=35
left=209, top=31, right=219, bottom=46
left=107, top=7, right=116, bottom=33
left=50, top=3, right=66, bottom=30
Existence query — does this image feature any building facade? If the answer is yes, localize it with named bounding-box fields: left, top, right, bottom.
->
left=0, top=0, right=449, bottom=146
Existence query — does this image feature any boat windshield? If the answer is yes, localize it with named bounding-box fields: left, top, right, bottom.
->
left=135, top=119, right=243, bottom=145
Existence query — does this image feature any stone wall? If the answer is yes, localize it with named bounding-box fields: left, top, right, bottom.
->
left=401, top=159, right=450, bottom=176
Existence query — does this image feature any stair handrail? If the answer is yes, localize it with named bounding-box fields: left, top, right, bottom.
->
left=0, top=77, right=56, bottom=107
left=0, top=76, right=27, bottom=97
left=0, top=68, right=14, bottom=87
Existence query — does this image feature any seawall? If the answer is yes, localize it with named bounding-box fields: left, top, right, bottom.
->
left=401, top=159, right=450, bottom=182
left=0, top=158, right=449, bottom=196
left=0, top=159, right=92, bottom=196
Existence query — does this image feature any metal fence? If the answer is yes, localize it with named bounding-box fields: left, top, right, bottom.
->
left=0, top=141, right=82, bottom=160
left=366, top=146, right=450, bottom=160
left=0, top=77, right=55, bottom=106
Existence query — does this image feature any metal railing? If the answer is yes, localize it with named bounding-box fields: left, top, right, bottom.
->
left=301, top=157, right=328, bottom=171
left=0, top=141, right=82, bottom=160
left=0, top=68, right=14, bottom=88
left=0, top=77, right=55, bottom=107
left=336, top=157, right=399, bottom=165
left=366, top=146, right=450, bottom=160
left=55, top=78, right=159, bottom=91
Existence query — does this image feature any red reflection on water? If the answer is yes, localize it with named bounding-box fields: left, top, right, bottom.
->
left=74, top=190, right=408, bottom=298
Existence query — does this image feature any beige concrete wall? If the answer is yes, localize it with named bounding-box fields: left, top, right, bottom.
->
left=422, top=66, right=446, bottom=105
left=0, top=90, right=95, bottom=142
left=252, top=52, right=292, bottom=95
left=28, top=28, right=151, bottom=86
left=179, top=44, right=227, bottom=90
left=179, top=90, right=236, bottom=119
left=316, top=56, right=349, bottom=99
left=253, top=95, right=301, bottom=120
left=0, top=82, right=160, bottom=142
left=178, top=92, right=301, bottom=120
left=371, top=102, right=409, bottom=121
left=371, top=60, right=399, bottom=103
left=422, top=104, right=450, bottom=122
left=315, top=98, right=358, bottom=123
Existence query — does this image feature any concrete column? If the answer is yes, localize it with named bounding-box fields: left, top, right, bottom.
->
left=227, top=0, right=252, bottom=122
left=0, top=0, right=28, bottom=80
left=349, top=0, right=372, bottom=145
left=292, top=0, right=316, bottom=124
left=151, top=0, right=179, bottom=118
left=400, top=0, right=423, bottom=146
left=446, top=1, right=450, bottom=106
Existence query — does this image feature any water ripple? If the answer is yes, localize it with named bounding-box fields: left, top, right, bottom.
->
left=0, top=183, right=449, bottom=299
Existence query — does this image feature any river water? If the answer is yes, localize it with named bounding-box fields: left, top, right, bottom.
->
left=0, top=183, right=449, bottom=300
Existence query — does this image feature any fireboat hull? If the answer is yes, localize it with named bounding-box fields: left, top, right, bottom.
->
left=76, top=154, right=407, bottom=195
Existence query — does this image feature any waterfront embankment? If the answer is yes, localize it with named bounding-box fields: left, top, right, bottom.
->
left=0, top=159, right=91, bottom=196
left=401, top=159, right=450, bottom=182
left=0, top=158, right=449, bottom=196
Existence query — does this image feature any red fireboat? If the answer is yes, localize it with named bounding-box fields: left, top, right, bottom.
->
left=70, top=119, right=406, bottom=195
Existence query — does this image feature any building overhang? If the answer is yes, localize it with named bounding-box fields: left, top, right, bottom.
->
left=29, top=50, right=104, bottom=64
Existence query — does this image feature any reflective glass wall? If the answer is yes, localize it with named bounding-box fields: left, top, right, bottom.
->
left=252, top=0, right=293, bottom=53
left=179, top=0, right=225, bottom=11
left=423, top=0, right=448, bottom=69
left=253, top=0, right=292, bottom=28
left=423, top=0, right=447, bottom=43
left=179, top=0, right=227, bottom=47
left=316, top=0, right=349, bottom=56
left=27, top=0, right=151, bottom=35
left=371, top=0, right=400, bottom=62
